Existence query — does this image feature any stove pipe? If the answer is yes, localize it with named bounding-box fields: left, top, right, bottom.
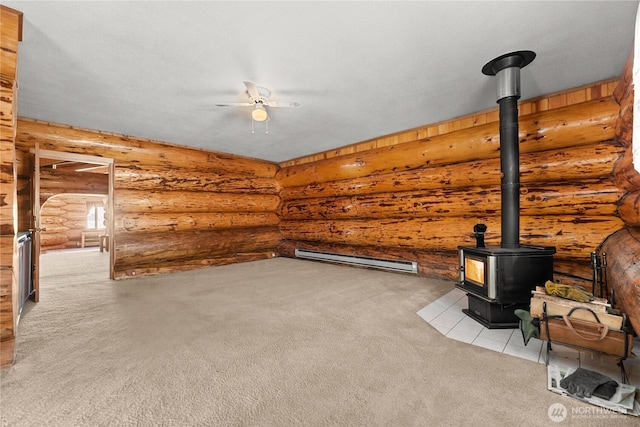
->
left=482, top=51, right=536, bottom=249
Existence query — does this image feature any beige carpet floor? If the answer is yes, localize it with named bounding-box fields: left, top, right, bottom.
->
left=1, top=250, right=636, bottom=426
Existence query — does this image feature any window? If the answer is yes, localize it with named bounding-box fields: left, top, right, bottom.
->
left=86, top=202, right=105, bottom=230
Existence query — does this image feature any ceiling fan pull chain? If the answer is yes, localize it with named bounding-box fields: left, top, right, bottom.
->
left=251, top=117, right=255, bottom=134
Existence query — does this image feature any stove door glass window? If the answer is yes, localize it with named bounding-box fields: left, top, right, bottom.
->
left=464, top=256, right=486, bottom=287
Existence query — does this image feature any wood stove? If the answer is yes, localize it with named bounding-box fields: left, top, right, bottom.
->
left=458, top=243, right=555, bottom=328
left=455, top=51, right=555, bottom=328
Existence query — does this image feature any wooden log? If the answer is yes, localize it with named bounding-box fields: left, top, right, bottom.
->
left=280, top=142, right=623, bottom=200
left=116, top=212, right=279, bottom=233
left=15, top=118, right=278, bottom=177
left=15, top=148, right=31, bottom=232
left=114, top=226, right=281, bottom=269
left=613, top=147, right=640, bottom=192
left=45, top=203, right=88, bottom=214
left=279, top=180, right=622, bottom=220
left=519, top=181, right=622, bottom=216
left=614, top=48, right=633, bottom=147
left=0, top=183, right=15, bottom=236
left=552, top=259, right=592, bottom=282
left=551, top=259, right=593, bottom=290
left=40, top=168, right=108, bottom=195
left=115, top=165, right=279, bottom=194
left=600, top=227, right=640, bottom=336
left=15, top=148, right=29, bottom=178
left=42, top=216, right=72, bottom=227
left=615, top=88, right=633, bottom=148
left=0, top=235, right=15, bottom=276
left=43, top=195, right=102, bottom=208
left=618, top=190, right=640, bottom=226
left=40, top=233, right=68, bottom=247
left=279, top=215, right=623, bottom=259
left=56, top=213, right=87, bottom=224
left=276, top=98, right=619, bottom=187
left=113, top=251, right=276, bottom=280
left=613, top=47, right=633, bottom=106
left=114, top=189, right=280, bottom=214
left=65, top=229, right=83, bottom=240
left=38, top=206, right=67, bottom=218
left=0, top=79, right=16, bottom=236
left=39, top=219, right=66, bottom=230
left=0, top=6, right=21, bottom=81
left=47, top=210, right=87, bottom=222
left=277, top=240, right=459, bottom=282
left=41, top=224, right=85, bottom=244
left=0, top=79, right=16, bottom=148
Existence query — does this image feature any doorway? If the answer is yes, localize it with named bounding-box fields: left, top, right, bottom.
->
left=32, top=146, right=115, bottom=302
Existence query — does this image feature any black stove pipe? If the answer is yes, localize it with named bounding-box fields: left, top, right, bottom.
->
left=498, top=95, right=520, bottom=249
left=482, top=51, right=536, bottom=249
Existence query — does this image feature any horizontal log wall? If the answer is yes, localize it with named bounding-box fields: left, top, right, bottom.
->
left=281, top=82, right=619, bottom=167
left=603, top=48, right=640, bottom=336
left=277, top=80, right=624, bottom=289
left=15, top=119, right=281, bottom=279
left=39, top=168, right=108, bottom=205
left=40, top=194, right=107, bottom=251
left=0, top=77, right=17, bottom=367
left=0, top=5, right=21, bottom=367
left=15, top=149, right=31, bottom=233
left=30, top=166, right=109, bottom=249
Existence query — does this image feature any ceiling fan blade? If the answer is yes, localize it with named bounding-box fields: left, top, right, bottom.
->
left=215, top=102, right=254, bottom=107
left=265, top=101, right=301, bottom=108
left=243, top=81, right=261, bottom=101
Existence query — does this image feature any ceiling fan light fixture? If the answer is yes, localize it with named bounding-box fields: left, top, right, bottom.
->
left=252, top=104, right=268, bottom=122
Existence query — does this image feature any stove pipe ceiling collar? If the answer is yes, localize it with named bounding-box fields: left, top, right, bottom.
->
left=482, top=50, right=536, bottom=101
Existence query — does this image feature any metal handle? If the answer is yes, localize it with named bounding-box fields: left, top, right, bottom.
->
left=28, top=227, right=46, bottom=232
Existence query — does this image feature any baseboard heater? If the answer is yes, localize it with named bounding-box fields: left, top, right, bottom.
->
left=294, top=249, right=418, bottom=274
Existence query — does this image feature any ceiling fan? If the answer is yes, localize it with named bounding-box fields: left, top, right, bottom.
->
left=216, top=81, right=301, bottom=133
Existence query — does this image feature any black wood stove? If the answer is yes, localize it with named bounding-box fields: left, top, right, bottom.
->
left=456, top=51, right=555, bottom=328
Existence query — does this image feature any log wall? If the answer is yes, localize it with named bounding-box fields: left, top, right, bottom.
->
left=39, top=167, right=109, bottom=205
left=15, top=149, right=31, bottom=233
left=277, top=80, right=626, bottom=289
left=602, top=48, right=640, bottom=336
left=40, top=194, right=107, bottom=251
left=35, top=167, right=109, bottom=251
left=14, top=119, right=281, bottom=279
left=0, top=5, right=22, bottom=367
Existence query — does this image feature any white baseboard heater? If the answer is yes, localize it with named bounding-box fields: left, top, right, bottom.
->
left=294, top=249, right=418, bottom=274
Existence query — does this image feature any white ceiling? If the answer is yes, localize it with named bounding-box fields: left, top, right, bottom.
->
left=6, top=1, right=639, bottom=163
